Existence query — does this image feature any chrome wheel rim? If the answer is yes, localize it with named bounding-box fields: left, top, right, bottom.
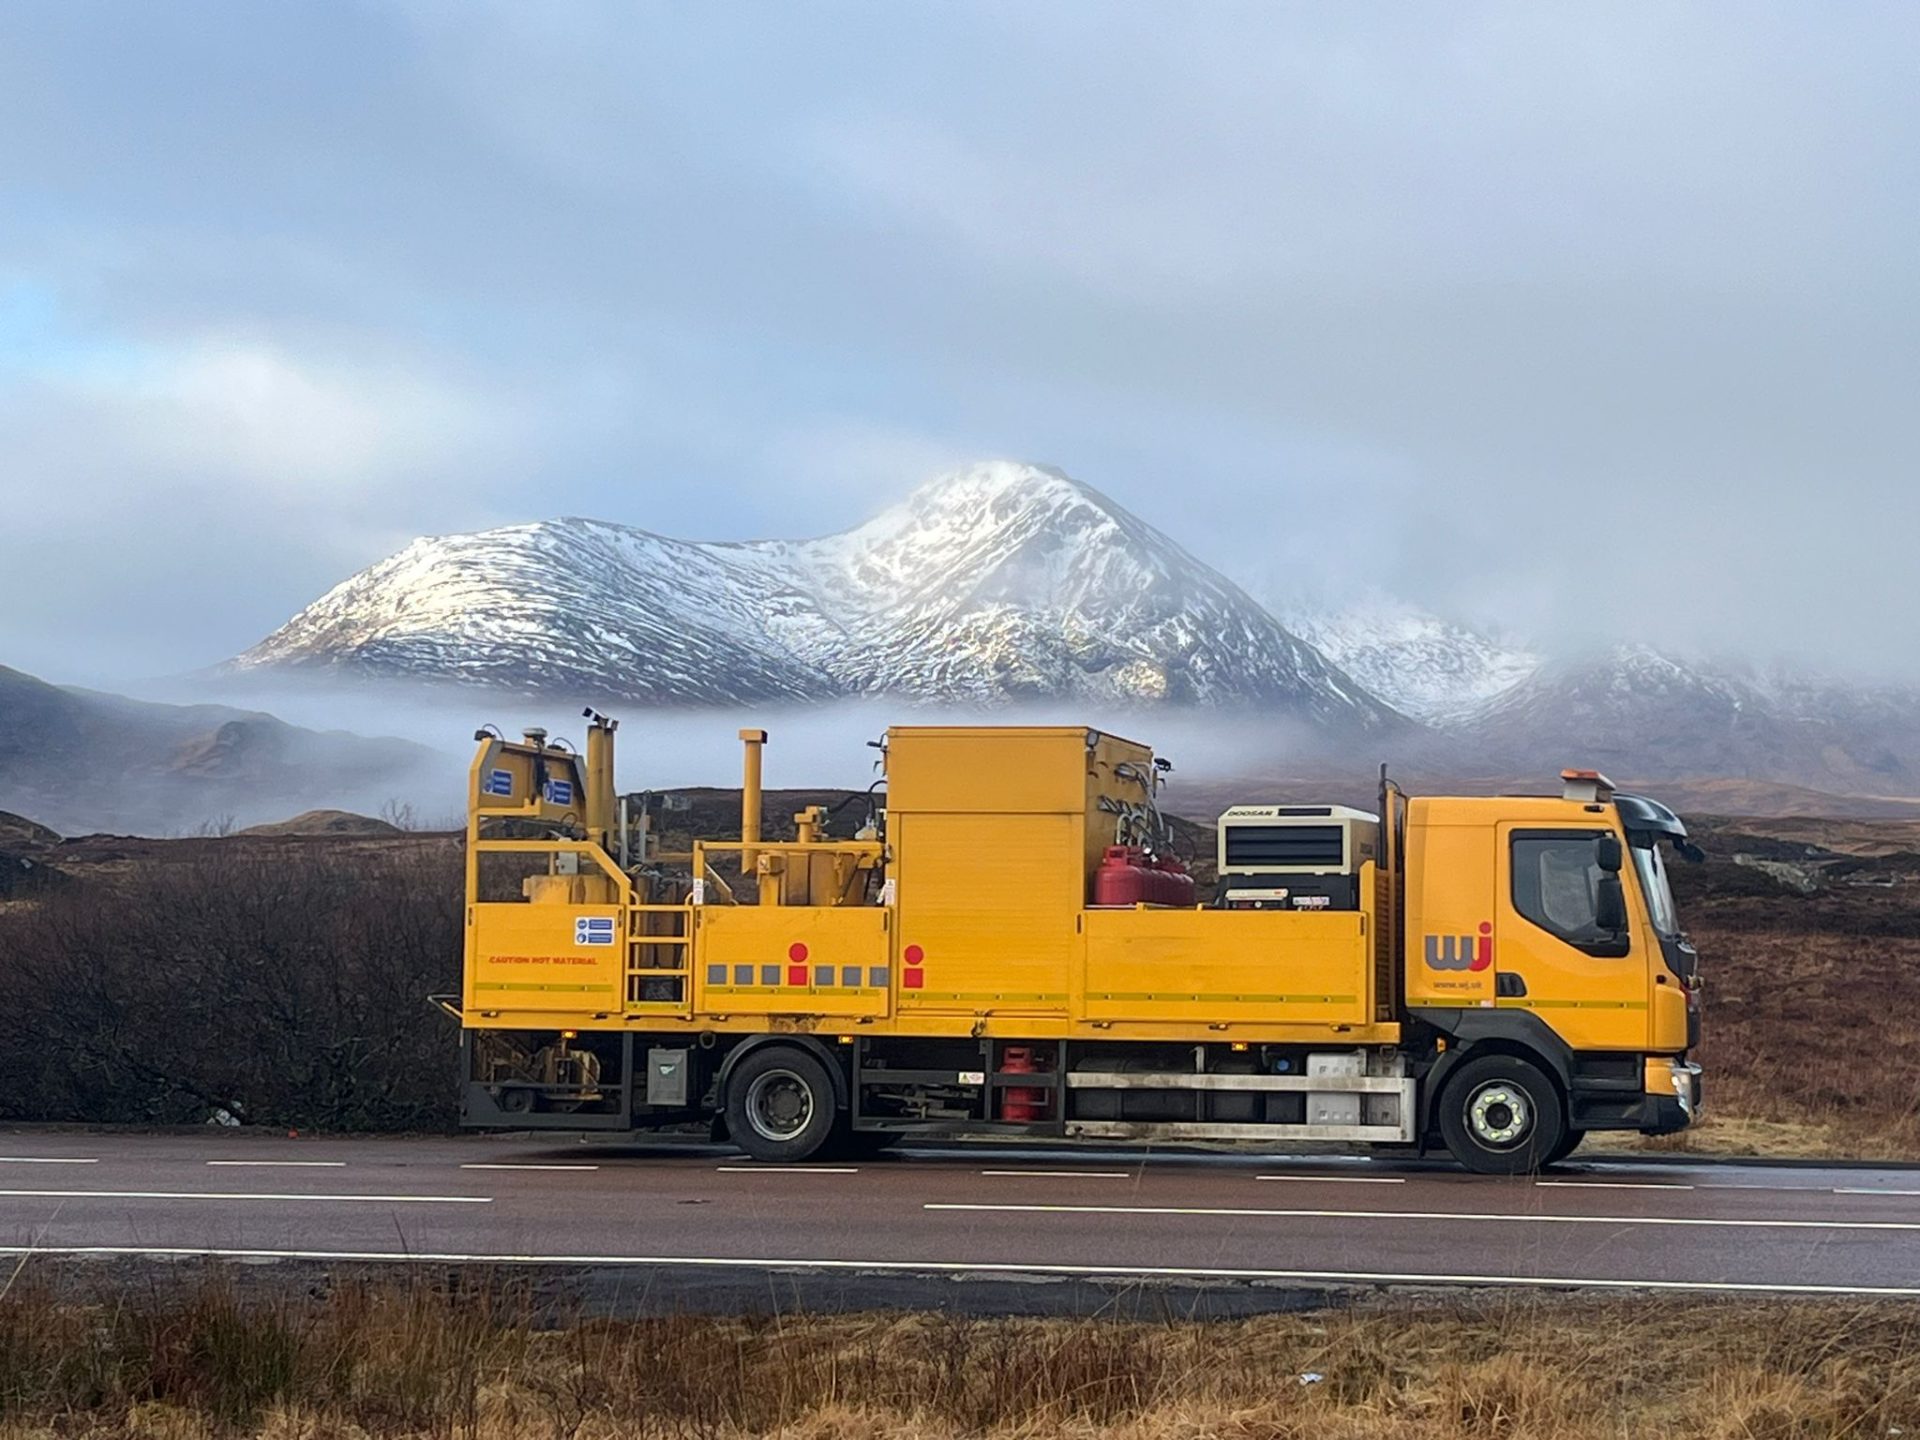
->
left=745, top=1069, right=814, bottom=1143
left=1467, top=1082, right=1531, bottom=1147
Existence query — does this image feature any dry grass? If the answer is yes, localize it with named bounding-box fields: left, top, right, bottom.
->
left=1588, top=1112, right=1849, bottom=1159
left=1600, top=924, right=1920, bottom=1160
left=0, top=1273, right=1917, bottom=1438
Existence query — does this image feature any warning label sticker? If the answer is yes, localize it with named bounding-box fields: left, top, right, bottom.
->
left=574, top=916, right=616, bottom=947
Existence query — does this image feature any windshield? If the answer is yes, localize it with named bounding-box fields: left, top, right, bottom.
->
left=1631, top=837, right=1679, bottom=935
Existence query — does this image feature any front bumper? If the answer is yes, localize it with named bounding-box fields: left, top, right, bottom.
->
left=1637, top=1057, right=1702, bottom=1135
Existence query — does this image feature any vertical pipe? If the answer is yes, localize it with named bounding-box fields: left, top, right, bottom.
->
left=738, top=729, right=767, bottom=871
left=584, top=720, right=615, bottom=850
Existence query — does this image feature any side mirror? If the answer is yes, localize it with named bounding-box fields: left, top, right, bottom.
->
left=1596, top=873, right=1628, bottom=933
left=1595, top=834, right=1623, bottom=873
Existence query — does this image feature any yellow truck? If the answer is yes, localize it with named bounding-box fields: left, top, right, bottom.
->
left=453, top=717, right=1702, bottom=1173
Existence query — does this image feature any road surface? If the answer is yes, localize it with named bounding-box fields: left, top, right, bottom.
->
left=3, top=1132, right=1919, bottom=1309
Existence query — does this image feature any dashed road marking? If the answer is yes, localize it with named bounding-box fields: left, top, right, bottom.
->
left=715, top=1166, right=858, bottom=1174
left=207, top=1161, right=347, bottom=1168
left=1257, top=1175, right=1406, bottom=1185
left=980, top=1170, right=1134, bottom=1179
left=1833, top=1188, right=1920, bottom=1197
left=461, top=1163, right=601, bottom=1172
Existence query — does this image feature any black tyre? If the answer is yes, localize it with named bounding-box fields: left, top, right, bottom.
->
left=1438, top=1055, right=1566, bottom=1176
left=723, top=1047, right=839, bottom=1164
left=1546, top=1128, right=1584, bottom=1166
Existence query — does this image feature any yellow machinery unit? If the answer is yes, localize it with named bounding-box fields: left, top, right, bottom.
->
left=453, top=720, right=1702, bottom=1173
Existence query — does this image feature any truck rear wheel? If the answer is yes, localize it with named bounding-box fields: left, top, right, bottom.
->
left=1438, top=1055, right=1565, bottom=1176
left=724, top=1047, right=839, bottom=1164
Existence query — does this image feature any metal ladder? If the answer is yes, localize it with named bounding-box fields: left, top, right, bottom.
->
left=626, top=904, right=693, bottom=1015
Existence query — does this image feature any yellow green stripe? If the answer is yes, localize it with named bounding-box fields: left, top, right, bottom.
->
left=905, top=991, right=1067, bottom=1003
left=1090, top=992, right=1357, bottom=1005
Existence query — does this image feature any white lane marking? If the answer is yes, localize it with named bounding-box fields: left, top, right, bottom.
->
left=1537, top=1180, right=1695, bottom=1191
left=207, top=1161, right=347, bottom=1168
left=0, top=1158, right=98, bottom=1165
left=460, top=1163, right=601, bottom=1172
left=0, top=1189, right=488, bottom=1205
left=1833, top=1188, right=1920, bottom=1197
left=923, top=1202, right=1920, bottom=1233
left=1257, top=1175, right=1406, bottom=1185
left=715, top=1166, right=857, bottom=1174
left=4, top=1244, right=1918, bottom=1297
left=980, top=1170, right=1134, bottom=1179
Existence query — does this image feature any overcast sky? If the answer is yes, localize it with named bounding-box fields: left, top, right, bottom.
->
left=4, top=3, right=1918, bottom=687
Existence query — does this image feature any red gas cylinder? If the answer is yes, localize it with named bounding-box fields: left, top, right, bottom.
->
left=1134, top=851, right=1160, bottom=905
left=1093, top=846, right=1148, bottom=906
left=1154, top=855, right=1196, bottom=907
left=999, top=1045, right=1049, bottom=1123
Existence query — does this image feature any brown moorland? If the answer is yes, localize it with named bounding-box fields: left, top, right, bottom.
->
left=0, top=1271, right=1913, bottom=1439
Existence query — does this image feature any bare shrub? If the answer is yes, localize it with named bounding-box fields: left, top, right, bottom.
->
left=0, top=845, right=461, bottom=1130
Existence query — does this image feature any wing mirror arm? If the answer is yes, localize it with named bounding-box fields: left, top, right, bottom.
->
left=1595, top=873, right=1628, bottom=936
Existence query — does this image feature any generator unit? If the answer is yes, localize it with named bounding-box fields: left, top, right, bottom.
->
left=1214, top=804, right=1379, bottom=910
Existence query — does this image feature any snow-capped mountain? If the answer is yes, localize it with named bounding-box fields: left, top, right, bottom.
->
left=1281, top=594, right=1537, bottom=721
left=233, top=463, right=1405, bottom=731
left=1456, top=645, right=1920, bottom=794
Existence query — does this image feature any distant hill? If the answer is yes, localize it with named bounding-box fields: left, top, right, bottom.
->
left=0, top=665, right=447, bottom=836
left=237, top=809, right=405, bottom=838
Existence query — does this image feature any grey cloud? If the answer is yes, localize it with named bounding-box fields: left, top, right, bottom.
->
left=1, top=3, right=1917, bottom=685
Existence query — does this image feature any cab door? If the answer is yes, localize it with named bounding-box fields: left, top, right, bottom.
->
left=1494, top=826, right=1651, bottom=1051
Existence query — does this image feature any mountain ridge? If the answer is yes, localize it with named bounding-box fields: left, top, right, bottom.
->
left=234, top=462, right=1405, bottom=732
left=224, top=460, right=1920, bottom=797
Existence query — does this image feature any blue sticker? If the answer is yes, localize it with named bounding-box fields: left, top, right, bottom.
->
left=545, top=778, right=574, bottom=805
left=574, top=916, right=616, bottom=947
left=483, top=768, right=515, bottom=797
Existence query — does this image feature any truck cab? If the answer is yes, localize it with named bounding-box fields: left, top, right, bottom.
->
left=1400, top=770, right=1702, bottom=1168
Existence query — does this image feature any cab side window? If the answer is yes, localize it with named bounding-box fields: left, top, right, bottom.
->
left=1511, top=831, right=1629, bottom=957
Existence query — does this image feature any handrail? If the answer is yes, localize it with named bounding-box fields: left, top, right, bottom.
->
left=693, top=839, right=883, bottom=857
left=468, top=836, right=631, bottom=890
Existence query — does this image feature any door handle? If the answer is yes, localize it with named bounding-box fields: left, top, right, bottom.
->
left=1495, top=972, right=1528, bottom=998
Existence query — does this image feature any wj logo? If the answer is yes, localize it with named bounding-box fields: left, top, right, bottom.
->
left=1426, top=922, right=1494, bottom=972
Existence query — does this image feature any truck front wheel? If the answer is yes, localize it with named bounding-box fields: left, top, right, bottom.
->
left=724, top=1047, right=839, bottom=1164
left=1438, top=1055, right=1565, bottom=1176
